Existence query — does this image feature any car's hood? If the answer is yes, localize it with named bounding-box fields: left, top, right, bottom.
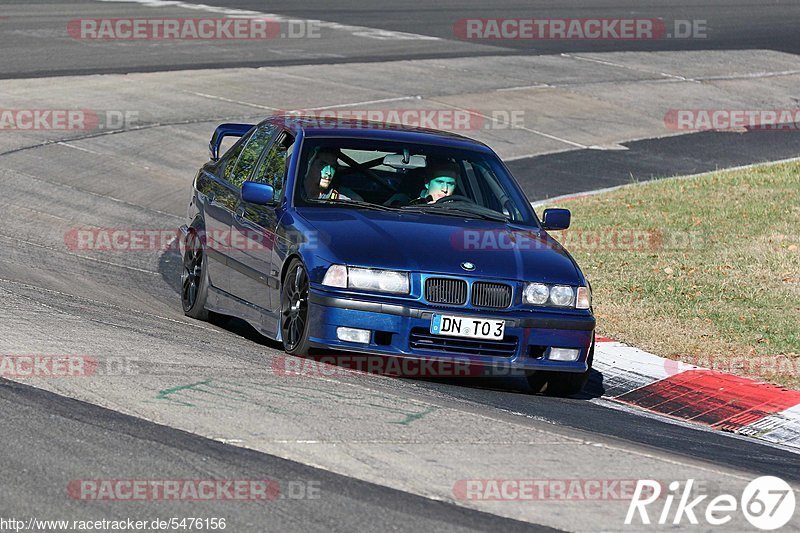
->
left=297, top=208, right=581, bottom=284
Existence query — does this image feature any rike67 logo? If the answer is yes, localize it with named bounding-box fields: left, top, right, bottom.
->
left=626, top=477, right=796, bottom=530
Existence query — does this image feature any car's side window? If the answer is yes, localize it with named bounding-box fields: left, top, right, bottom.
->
left=224, top=124, right=276, bottom=189
left=220, top=130, right=252, bottom=184
left=251, top=132, right=295, bottom=200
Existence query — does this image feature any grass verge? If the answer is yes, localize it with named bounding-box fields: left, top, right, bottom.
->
left=542, top=161, right=800, bottom=389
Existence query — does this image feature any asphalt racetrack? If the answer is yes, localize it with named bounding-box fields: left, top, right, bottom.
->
left=1, top=1, right=798, bottom=531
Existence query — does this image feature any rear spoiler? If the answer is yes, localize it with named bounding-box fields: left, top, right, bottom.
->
left=209, top=123, right=254, bottom=161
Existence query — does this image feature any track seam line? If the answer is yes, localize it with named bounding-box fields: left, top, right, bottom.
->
left=0, top=167, right=184, bottom=221
left=0, top=277, right=220, bottom=333
left=0, top=114, right=265, bottom=159
left=0, top=233, right=160, bottom=275
left=0, top=284, right=155, bottom=335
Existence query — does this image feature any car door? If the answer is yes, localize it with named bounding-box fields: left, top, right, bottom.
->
left=229, top=130, right=294, bottom=329
left=197, top=128, right=253, bottom=292
left=219, top=123, right=277, bottom=305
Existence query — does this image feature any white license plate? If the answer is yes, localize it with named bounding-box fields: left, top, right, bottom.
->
left=430, top=314, right=505, bottom=340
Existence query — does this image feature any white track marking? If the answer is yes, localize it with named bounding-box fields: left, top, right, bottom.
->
left=294, top=95, right=420, bottom=112
left=495, top=84, right=551, bottom=92
left=56, top=141, right=99, bottom=155
left=561, top=53, right=800, bottom=84
left=181, top=91, right=281, bottom=111
left=560, top=53, right=691, bottom=82
left=430, top=100, right=590, bottom=149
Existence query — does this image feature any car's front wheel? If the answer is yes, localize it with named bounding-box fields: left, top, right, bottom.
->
left=526, top=338, right=594, bottom=397
left=281, top=259, right=311, bottom=356
left=181, top=230, right=209, bottom=320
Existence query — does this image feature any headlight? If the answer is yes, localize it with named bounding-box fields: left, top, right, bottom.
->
left=349, top=267, right=409, bottom=293
left=523, top=283, right=550, bottom=305
left=322, top=265, right=410, bottom=294
left=549, top=285, right=574, bottom=306
left=523, top=282, right=585, bottom=308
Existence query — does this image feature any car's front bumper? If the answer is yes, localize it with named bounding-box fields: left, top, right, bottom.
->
left=306, top=288, right=595, bottom=373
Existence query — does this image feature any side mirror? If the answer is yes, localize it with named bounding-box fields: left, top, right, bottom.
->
left=242, top=181, right=274, bottom=205
left=541, top=208, right=570, bottom=230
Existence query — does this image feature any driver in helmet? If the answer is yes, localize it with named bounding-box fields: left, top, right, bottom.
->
left=304, top=147, right=350, bottom=200
left=410, top=162, right=458, bottom=205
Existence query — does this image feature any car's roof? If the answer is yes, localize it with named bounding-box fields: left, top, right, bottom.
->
left=260, top=115, right=493, bottom=153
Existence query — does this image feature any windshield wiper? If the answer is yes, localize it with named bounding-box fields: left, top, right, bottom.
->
left=401, top=203, right=508, bottom=222
left=313, top=199, right=398, bottom=212
left=313, top=199, right=507, bottom=220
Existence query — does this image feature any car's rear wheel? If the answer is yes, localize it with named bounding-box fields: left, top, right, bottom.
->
left=281, top=259, right=311, bottom=356
left=526, top=338, right=594, bottom=397
left=181, top=230, right=209, bottom=320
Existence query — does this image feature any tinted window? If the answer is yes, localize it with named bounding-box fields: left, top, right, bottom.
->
left=225, top=124, right=275, bottom=188
left=252, top=132, right=294, bottom=200
left=294, top=138, right=535, bottom=224
left=221, top=130, right=253, bottom=184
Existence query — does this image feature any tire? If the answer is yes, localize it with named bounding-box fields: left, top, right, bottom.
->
left=527, top=338, right=594, bottom=397
left=280, top=259, right=312, bottom=356
left=181, top=230, right=210, bottom=321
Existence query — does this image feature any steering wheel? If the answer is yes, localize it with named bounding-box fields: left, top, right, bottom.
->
left=434, top=194, right=474, bottom=205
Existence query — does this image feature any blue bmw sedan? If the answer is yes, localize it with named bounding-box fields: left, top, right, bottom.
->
left=180, top=115, right=595, bottom=395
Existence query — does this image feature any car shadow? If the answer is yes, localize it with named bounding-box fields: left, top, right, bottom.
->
left=582, top=368, right=606, bottom=400
left=159, top=242, right=183, bottom=295
left=304, top=347, right=608, bottom=401
left=159, top=244, right=284, bottom=349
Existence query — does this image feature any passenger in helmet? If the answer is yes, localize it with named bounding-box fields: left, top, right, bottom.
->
left=304, top=147, right=350, bottom=200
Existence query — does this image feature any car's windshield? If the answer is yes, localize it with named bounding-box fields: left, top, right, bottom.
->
left=294, top=138, right=535, bottom=224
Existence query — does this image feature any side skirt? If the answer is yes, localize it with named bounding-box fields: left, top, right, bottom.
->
left=206, top=285, right=281, bottom=341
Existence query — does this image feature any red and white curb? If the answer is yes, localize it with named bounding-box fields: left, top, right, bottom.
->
left=593, top=337, right=800, bottom=452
